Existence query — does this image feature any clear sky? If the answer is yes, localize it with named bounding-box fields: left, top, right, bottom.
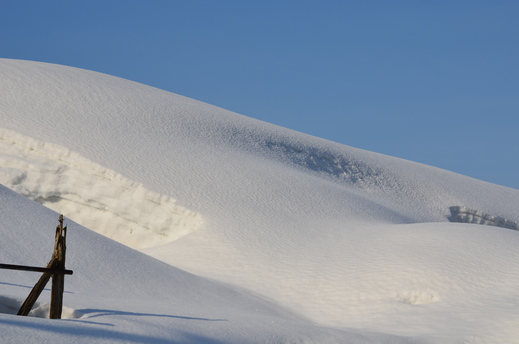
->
left=1, top=1, right=518, bottom=189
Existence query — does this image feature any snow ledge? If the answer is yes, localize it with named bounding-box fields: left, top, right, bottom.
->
left=0, top=128, right=202, bottom=249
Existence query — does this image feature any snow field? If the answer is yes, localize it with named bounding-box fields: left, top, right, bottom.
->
left=1, top=59, right=519, bottom=343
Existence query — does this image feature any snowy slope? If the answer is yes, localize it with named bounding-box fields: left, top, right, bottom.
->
left=1, top=184, right=394, bottom=344
left=1, top=59, right=519, bottom=343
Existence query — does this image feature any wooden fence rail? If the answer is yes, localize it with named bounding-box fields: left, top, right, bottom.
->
left=0, top=263, right=73, bottom=275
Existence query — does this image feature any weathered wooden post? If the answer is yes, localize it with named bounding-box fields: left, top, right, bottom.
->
left=49, top=214, right=67, bottom=319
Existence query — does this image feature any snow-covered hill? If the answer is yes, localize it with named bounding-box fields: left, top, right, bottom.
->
left=1, top=59, right=519, bottom=343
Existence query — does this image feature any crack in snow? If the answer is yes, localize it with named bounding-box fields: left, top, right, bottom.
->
left=448, top=206, right=519, bottom=231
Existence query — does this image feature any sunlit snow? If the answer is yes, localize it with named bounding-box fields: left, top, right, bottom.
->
left=1, top=59, right=519, bottom=343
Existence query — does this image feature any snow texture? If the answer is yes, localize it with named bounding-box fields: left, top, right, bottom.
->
left=448, top=206, right=519, bottom=231
left=1, top=59, right=519, bottom=343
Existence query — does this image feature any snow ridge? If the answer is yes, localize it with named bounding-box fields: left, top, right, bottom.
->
left=0, top=128, right=202, bottom=249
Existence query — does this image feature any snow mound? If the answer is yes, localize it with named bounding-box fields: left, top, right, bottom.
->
left=0, top=128, right=202, bottom=249
left=0, top=295, right=79, bottom=319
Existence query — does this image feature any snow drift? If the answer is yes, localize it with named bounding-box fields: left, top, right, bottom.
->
left=1, top=59, right=519, bottom=343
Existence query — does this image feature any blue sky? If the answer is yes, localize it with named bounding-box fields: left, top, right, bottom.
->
left=1, top=1, right=518, bottom=189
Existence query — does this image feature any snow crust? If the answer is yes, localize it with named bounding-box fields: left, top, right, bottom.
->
left=1, top=59, right=519, bottom=343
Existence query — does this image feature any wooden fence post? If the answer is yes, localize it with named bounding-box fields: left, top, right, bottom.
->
left=49, top=215, right=66, bottom=319
left=16, top=215, right=70, bottom=319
